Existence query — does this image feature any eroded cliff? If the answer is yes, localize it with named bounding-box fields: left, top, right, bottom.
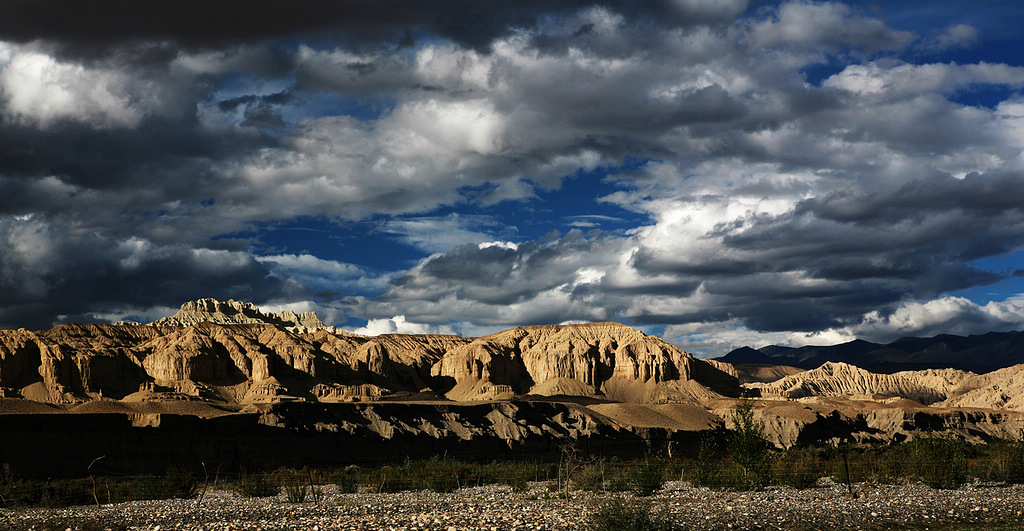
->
left=4, top=298, right=1024, bottom=464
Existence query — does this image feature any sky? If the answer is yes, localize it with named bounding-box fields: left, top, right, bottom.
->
left=2, top=0, right=1024, bottom=356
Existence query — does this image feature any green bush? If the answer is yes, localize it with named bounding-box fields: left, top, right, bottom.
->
left=470, top=461, right=537, bottom=491
left=908, top=435, right=968, bottom=489
left=162, top=467, right=200, bottom=499
left=499, top=464, right=532, bottom=492
left=1007, top=438, right=1024, bottom=484
left=43, top=479, right=95, bottom=508
left=0, top=478, right=95, bottom=508
left=586, top=499, right=679, bottom=531
left=604, top=461, right=633, bottom=492
left=414, top=457, right=463, bottom=492
left=983, top=438, right=1024, bottom=484
left=369, top=465, right=405, bottom=493
left=860, top=444, right=912, bottom=484
left=100, top=468, right=200, bottom=503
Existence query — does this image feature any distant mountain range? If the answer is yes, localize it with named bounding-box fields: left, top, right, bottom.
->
left=717, top=330, right=1024, bottom=373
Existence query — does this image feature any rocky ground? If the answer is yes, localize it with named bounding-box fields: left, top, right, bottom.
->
left=3, top=481, right=1024, bottom=530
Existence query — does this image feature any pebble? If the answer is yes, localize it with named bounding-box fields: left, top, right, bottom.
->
left=2, top=481, right=1024, bottom=530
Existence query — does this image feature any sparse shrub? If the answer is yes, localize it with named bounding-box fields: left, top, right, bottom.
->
left=275, top=468, right=309, bottom=503
left=586, top=498, right=679, bottom=531
left=162, top=467, right=200, bottom=499
left=236, top=471, right=279, bottom=498
left=556, top=442, right=586, bottom=497
left=331, top=466, right=360, bottom=493
left=573, top=459, right=608, bottom=492
left=628, top=455, right=666, bottom=497
left=774, top=448, right=823, bottom=489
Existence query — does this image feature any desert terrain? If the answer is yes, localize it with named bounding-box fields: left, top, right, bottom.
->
left=2, top=298, right=1024, bottom=478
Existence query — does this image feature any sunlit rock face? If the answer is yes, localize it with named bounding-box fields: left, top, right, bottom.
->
left=431, top=322, right=739, bottom=402
left=0, top=300, right=466, bottom=405
left=747, top=361, right=972, bottom=404
left=0, top=299, right=740, bottom=406
left=6, top=298, right=1024, bottom=452
left=152, top=298, right=332, bottom=333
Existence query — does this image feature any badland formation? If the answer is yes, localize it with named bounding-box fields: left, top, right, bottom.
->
left=3, top=298, right=1024, bottom=476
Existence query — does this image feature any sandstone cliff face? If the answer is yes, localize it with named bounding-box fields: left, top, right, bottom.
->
left=939, top=364, right=1024, bottom=411
left=1, top=303, right=738, bottom=406
left=0, top=311, right=471, bottom=406
left=748, top=361, right=971, bottom=404
left=7, top=298, right=1024, bottom=451
left=431, top=322, right=738, bottom=402
left=130, top=323, right=470, bottom=404
left=708, top=396, right=1024, bottom=448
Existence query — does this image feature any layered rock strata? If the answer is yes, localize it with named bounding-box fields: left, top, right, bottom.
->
left=0, top=300, right=734, bottom=407
left=431, top=322, right=738, bottom=402
left=152, top=299, right=334, bottom=333
left=0, top=320, right=470, bottom=406
left=748, top=362, right=971, bottom=404
left=6, top=298, right=1024, bottom=458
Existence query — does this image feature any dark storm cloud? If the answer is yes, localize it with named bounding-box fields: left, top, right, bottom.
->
left=0, top=115, right=284, bottom=249
left=0, top=0, right=751, bottom=59
left=383, top=233, right=608, bottom=306
left=361, top=230, right=633, bottom=325
left=0, top=118, right=269, bottom=190
left=3, top=0, right=1024, bottom=350
left=621, top=171, right=1024, bottom=334
left=0, top=216, right=306, bottom=329
left=797, top=171, right=1024, bottom=224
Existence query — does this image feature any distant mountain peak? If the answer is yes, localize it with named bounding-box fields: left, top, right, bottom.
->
left=718, top=329, right=1024, bottom=373
left=151, top=298, right=334, bottom=334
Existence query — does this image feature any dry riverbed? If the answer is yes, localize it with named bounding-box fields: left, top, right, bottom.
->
left=3, top=480, right=1024, bottom=530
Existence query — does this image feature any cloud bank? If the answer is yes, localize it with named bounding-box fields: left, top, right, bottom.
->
left=2, top=1, right=1024, bottom=354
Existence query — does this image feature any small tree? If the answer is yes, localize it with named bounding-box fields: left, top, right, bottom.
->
left=727, top=397, right=774, bottom=488
left=691, top=433, right=720, bottom=488
left=558, top=441, right=587, bottom=499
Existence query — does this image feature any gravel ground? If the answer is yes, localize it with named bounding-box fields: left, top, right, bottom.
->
left=3, top=480, right=1024, bottom=530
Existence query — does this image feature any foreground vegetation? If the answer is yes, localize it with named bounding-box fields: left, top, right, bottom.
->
left=4, top=402, right=1022, bottom=530
left=2, top=432, right=1024, bottom=510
